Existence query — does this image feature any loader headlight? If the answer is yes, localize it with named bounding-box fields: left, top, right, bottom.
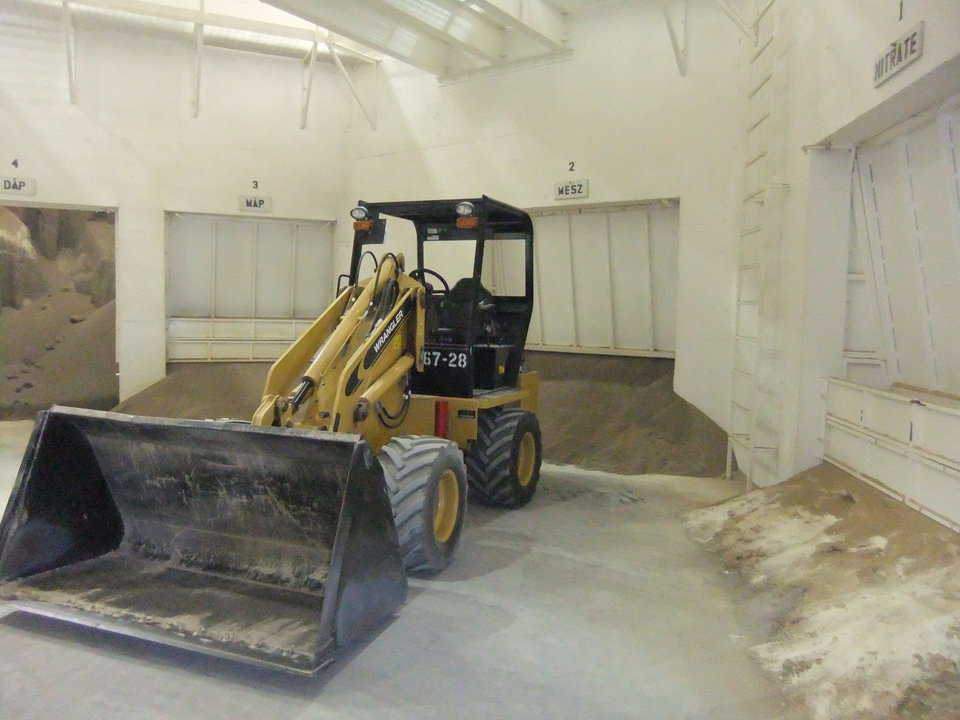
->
left=350, top=206, right=368, bottom=221
left=455, top=201, right=474, bottom=217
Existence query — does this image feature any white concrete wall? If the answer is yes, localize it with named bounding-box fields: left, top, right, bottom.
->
left=339, top=1, right=744, bottom=429
left=767, top=0, right=960, bottom=478
left=0, top=3, right=349, bottom=398
left=784, top=0, right=960, bottom=147
left=8, top=0, right=959, bottom=469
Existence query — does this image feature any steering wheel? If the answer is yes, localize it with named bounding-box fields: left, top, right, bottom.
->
left=409, top=267, right=450, bottom=295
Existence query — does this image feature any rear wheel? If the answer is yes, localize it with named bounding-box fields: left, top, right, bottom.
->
left=465, top=407, right=542, bottom=508
left=379, top=436, right=467, bottom=574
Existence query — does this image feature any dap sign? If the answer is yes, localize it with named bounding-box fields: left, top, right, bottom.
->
left=1, top=176, right=37, bottom=196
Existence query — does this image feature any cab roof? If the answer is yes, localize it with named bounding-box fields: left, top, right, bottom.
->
left=357, top=196, right=532, bottom=233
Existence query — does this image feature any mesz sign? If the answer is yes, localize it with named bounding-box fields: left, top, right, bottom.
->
left=555, top=179, right=589, bottom=200
left=874, top=22, right=923, bottom=87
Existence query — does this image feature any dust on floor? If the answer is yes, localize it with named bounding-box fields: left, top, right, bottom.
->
left=685, top=462, right=960, bottom=720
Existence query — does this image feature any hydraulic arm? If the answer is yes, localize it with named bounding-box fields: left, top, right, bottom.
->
left=252, top=253, right=425, bottom=449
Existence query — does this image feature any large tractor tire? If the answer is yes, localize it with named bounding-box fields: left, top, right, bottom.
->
left=465, top=407, right=542, bottom=508
left=379, top=436, right=467, bottom=574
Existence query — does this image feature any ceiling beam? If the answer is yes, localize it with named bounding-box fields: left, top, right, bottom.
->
left=62, top=0, right=377, bottom=63
left=191, top=5, right=203, bottom=117
left=662, top=0, right=687, bottom=77
left=440, top=47, right=571, bottom=83
left=435, top=0, right=506, bottom=61
left=466, top=0, right=566, bottom=51
left=62, top=1, right=78, bottom=104
left=264, top=0, right=464, bottom=75
left=357, top=0, right=504, bottom=64
left=327, top=37, right=377, bottom=130
left=714, top=0, right=757, bottom=43
left=300, top=29, right=318, bottom=129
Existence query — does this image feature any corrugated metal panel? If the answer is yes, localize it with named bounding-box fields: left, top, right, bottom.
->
left=165, top=214, right=333, bottom=362
left=851, top=108, right=960, bottom=394
left=522, top=203, right=678, bottom=357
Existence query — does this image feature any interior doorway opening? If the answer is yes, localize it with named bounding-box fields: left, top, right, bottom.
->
left=0, top=204, right=118, bottom=419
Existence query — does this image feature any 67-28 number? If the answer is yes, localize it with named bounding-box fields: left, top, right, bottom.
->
left=424, top=350, right=468, bottom=368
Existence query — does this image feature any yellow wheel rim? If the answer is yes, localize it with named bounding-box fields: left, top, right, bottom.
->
left=517, top=432, right=536, bottom=488
left=433, top=469, right=459, bottom=543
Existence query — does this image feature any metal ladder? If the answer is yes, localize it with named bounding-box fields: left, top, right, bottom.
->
left=725, top=0, right=787, bottom=488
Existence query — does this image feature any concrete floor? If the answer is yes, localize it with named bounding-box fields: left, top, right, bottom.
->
left=0, top=421, right=803, bottom=720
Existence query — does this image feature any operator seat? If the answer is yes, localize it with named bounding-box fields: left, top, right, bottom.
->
left=437, top=278, right=499, bottom=341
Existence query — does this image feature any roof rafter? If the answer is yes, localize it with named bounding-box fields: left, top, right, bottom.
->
left=465, top=0, right=566, bottom=51
left=59, top=0, right=377, bottom=62
left=371, top=0, right=506, bottom=63
left=265, top=0, right=467, bottom=75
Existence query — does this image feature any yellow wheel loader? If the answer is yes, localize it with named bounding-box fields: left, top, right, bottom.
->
left=0, top=196, right=542, bottom=675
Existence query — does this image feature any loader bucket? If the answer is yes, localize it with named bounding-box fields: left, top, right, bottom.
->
left=0, top=407, right=406, bottom=675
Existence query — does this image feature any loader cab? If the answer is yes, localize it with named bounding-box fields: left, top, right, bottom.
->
left=344, top=196, right=534, bottom=399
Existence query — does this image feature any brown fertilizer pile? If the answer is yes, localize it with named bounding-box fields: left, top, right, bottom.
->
left=1, top=207, right=117, bottom=419
left=526, top=352, right=727, bottom=477
left=115, top=353, right=726, bottom=477
left=114, top=362, right=270, bottom=420
left=0, top=295, right=117, bottom=418
left=685, top=463, right=960, bottom=720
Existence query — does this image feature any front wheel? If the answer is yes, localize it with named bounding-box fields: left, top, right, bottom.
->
left=379, top=436, right=467, bottom=574
left=465, top=408, right=542, bottom=508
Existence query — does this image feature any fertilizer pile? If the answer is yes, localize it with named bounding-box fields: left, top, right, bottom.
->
left=685, top=463, right=960, bottom=720
left=0, top=207, right=117, bottom=419
left=117, top=353, right=726, bottom=477
left=527, top=352, right=727, bottom=477
left=115, top=353, right=727, bottom=477
left=114, top=362, right=268, bottom=420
